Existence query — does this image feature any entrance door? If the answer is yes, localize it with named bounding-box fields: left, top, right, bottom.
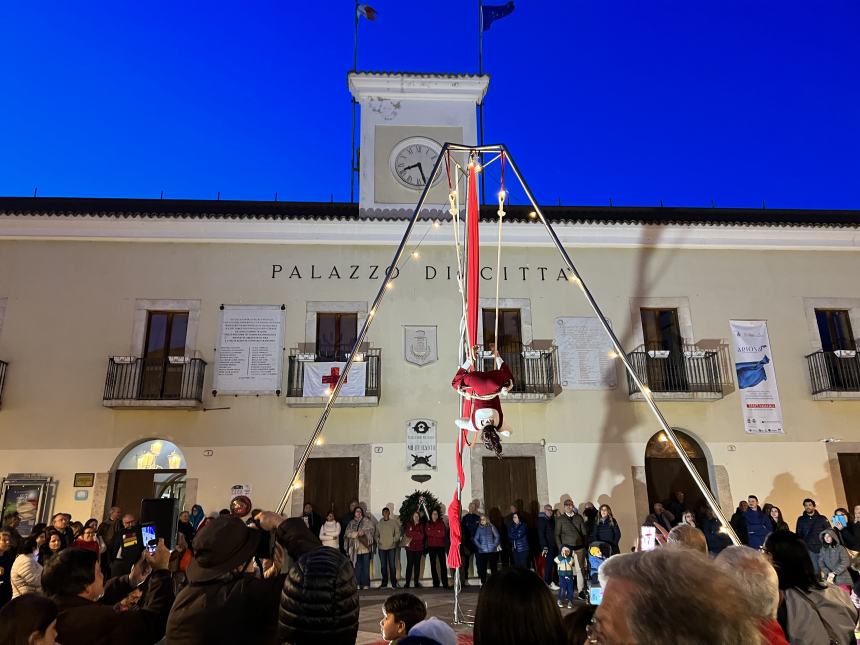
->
left=140, top=311, right=189, bottom=399
left=644, top=431, right=711, bottom=518
left=483, top=308, right=524, bottom=391
left=111, top=470, right=157, bottom=519
left=482, top=456, right=539, bottom=525
left=838, top=453, right=860, bottom=512
left=304, top=457, right=359, bottom=517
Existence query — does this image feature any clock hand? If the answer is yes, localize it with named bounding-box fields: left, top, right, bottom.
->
left=417, top=163, right=427, bottom=184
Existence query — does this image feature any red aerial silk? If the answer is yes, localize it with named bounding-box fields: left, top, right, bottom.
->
left=447, top=162, right=480, bottom=571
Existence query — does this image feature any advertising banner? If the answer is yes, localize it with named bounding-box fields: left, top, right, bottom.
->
left=729, top=320, right=785, bottom=434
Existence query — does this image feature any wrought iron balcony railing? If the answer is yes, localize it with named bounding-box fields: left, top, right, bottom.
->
left=0, top=360, right=7, bottom=406
left=287, top=347, right=381, bottom=400
left=477, top=343, right=560, bottom=398
left=626, top=343, right=722, bottom=398
left=103, top=356, right=206, bottom=404
left=806, top=349, right=860, bottom=395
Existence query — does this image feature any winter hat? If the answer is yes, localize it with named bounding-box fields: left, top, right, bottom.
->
left=474, top=408, right=500, bottom=427
left=404, top=617, right=457, bottom=645
left=187, top=515, right=260, bottom=583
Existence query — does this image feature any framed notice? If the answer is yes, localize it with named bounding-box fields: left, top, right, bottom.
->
left=214, top=305, right=286, bottom=395
left=406, top=419, right=437, bottom=471
left=555, top=317, right=617, bottom=390
left=729, top=320, right=785, bottom=434
left=73, top=473, right=94, bottom=487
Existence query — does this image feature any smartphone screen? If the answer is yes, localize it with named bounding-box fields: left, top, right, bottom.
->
left=589, top=586, right=604, bottom=605
left=832, top=515, right=847, bottom=529
left=640, top=526, right=656, bottom=551
left=141, top=523, right=157, bottom=553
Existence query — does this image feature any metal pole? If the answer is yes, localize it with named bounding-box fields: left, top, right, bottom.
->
left=500, top=145, right=740, bottom=546
left=276, top=147, right=450, bottom=515
left=351, top=1, right=358, bottom=203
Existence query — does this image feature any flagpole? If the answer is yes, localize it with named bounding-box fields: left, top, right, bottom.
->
left=478, top=0, right=486, bottom=203
left=351, top=1, right=359, bottom=203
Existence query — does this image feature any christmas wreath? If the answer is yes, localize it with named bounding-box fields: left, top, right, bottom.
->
left=398, top=489, right=442, bottom=526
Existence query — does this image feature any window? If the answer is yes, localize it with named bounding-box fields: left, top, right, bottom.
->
left=640, top=308, right=684, bottom=351
left=140, top=311, right=189, bottom=398
left=482, top=308, right=523, bottom=352
left=316, top=313, right=358, bottom=361
left=816, top=309, right=856, bottom=352
left=640, top=308, right=688, bottom=391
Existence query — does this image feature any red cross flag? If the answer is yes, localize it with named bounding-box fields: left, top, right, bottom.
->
left=303, top=361, right=367, bottom=397
left=357, top=4, right=377, bottom=21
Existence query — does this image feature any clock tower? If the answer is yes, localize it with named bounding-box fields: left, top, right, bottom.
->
left=348, top=72, right=490, bottom=217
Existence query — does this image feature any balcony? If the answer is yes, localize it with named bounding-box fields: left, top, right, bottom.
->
left=477, top=341, right=561, bottom=402
left=0, top=360, right=7, bottom=407
left=626, top=343, right=724, bottom=401
left=103, top=356, right=206, bottom=409
left=806, top=350, right=860, bottom=400
left=285, top=346, right=381, bottom=407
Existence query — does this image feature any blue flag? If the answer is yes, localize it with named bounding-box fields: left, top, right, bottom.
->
left=736, top=355, right=770, bottom=389
left=481, top=1, right=515, bottom=32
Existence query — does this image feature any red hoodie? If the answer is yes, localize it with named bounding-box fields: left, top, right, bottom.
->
left=425, top=519, right=448, bottom=548
left=404, top=522, right=425, bottom=552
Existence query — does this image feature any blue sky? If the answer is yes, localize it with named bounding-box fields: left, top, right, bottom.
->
left=0, top=1, right=858, bottom=209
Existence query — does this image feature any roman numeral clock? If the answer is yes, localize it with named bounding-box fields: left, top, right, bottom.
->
left=390, top=137, right=443, bottom=190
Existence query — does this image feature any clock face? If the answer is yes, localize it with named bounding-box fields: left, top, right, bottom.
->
left=390, top=137, right=443, bottom=190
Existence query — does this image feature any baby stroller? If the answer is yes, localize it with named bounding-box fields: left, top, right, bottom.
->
left=587, top=541, right=613, bottom=605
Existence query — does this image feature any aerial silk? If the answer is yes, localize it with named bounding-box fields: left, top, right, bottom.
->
left=447, top=162, right=480, bottom=571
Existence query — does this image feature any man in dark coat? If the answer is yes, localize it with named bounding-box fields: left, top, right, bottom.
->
left=729, top=501, right=750, bottom=546
left=302, top=503, right=323, bottom=536
left=537, top=504, right=556, bottom=586
left=459, top=502, right=481, bottom=586
left=109, top=514, right=143, bottom=578
left=97, top=506, right=123, bottom=546
left=666, top=491, right=688, bottom=527
left=743, top=495, right=771, bottom=550
left=51, top=513, right=76, bottom=549
left=795, top=498, right=830, bottom=574
left=42, top=539, right=174, bottom=645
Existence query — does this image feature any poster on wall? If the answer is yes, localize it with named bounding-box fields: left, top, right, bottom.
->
left=554, top=317, right=617, bottom=389
left=1, top=476, right=52, bottom=537
left=214, top=305, right=285, bottom=395
left=729, top=320, right=785, bottom=434
left=406, top=419, right=437, bottom=470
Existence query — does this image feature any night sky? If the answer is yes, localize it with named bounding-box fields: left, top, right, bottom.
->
left=1, top=1, right=858, bottom=209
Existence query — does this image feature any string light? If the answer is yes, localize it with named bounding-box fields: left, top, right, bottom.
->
left=498, top=190, right=506, bottom=201
left=293, top=480, right=303, bottom=490
left=432, top=221, right=441, bottom=228
left=412, top=251, right=420, bottom=259
left=368, top=309, right=375, bottom=317
left=641, top=386, right=652, bottom=396
left=608, top=351, right=618, bottom=359
left=528, top=211, right=537, bottom=219
left=386, top=281, right=394, bottom=290
left=567, top=275, right=579, bottom=284
left=315, top=437, right=324, bottom=446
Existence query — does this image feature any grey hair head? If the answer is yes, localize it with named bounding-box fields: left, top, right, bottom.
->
left=599, top=548, right=762, bottom=645
left=714, top=546, right=779, bottom=619
left=667, top=524, right=708, bottom=555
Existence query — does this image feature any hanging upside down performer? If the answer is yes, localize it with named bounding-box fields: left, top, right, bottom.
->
left=452, top=344, right=514, bottom=458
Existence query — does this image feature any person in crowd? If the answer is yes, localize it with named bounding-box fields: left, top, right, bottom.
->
left=379, top=592, right=427, bottom=644
left=473, top=565, right=565, bottom=645
left=1, top=513, right=22, bottom=552
left=96, top=507, right=122, bottom=547
left=818, top=528, right=853, bottom=593
left=730, top=500, right=750, bottom=545
left=109, top=514, right=143, bottom=578
left=11, top=534, right=43, bottom=598
left=643, top=501, right=674, bottom=533
left=764, top=529, right=858, bottom=643
left=679, top=510, right=697, bottom=527
left=402, top=616, right=457, bottom=645
left=302, top=503, right=323, bottom=536
left=187, top=505, right=205, bottom=531
left=40, top=530, right=64, bottom=565
left=176, top=510, right=195, bottom=552
left=344, top=506, right=375, bottom=590
left=537, top=504, right=557, bottom=587
left=339, top=499, right=360, bottom=554
left=0, top=530, right=13, bottom=607
left=554, top=545, right=575, bottom=609
left=666, top=490, right=687, bottom=527
left=698, top=505, right=730, bottom=555
left=403, top=511, right=425, bottom=589
left=563, top=604, right=596, bottom=645
left=460, top=501, right=481, bottom=586
left=715, top=546, right=790, bottom=645
left=0, top=593, right=59, bottom=645
left=595, top=547, right=762, bottom=644
left=745, top=494, right=771, bottom=550
left=424, top=509, right=449, bottom=588
left=667, top=523, right=708, bottom=555
left=592, top=503, right=621, bottom=555
left=319, top=511, right=340, bottom=549
left=377, top=507, right=401, bottom=589
left=507, top=511, right=530, bottom=568
left=554, top=499, right=586, bottom=596
left=41, top=538, right=173, bottom=645
left=71, top=525, right=100, bottom=554
left=580, top=502, right=598, bottom=547
left=50, top=514, right=74, bottom=549
left=795, top=498, right=830, bottom=574
left=276, top=515, right=360, bottom=645
left=69, top=522, right=84, bottom=542
left=473, top=514, right=500, bottom=584
left=836, top=505, right=860, bottom=551
left=768, top=505, right=790, bottom=532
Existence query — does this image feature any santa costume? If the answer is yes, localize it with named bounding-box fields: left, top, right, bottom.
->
left=451, top=354, right=514, bottom=457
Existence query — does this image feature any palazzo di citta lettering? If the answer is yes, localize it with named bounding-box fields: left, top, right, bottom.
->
left=270, top=263, right=573, bottom=281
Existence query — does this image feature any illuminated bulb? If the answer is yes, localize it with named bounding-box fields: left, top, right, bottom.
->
left=386, top=281, right=394, bottom=290
left=658, top=432, right=667, bottom=442
left=368, top=309, right=375, bottom=317
left=473, top=163, right=482, bottom=173
left=498, top=190, right=506, bottom=200
left=567, top=275, right=579, bottom=283
left=433, top=221, right=441, bottom=228
left=608, top=351, right=618, bottom=359
left=641, top=386, right=651, bottom=396
left=412, top=251, right=420, bottom=259
left=325, top=387, right=333, bottom=396
left=528, top=211, right=537, bottom=219
left=315, top=437, right=324, bottom=446
left=293, top=480, right=303, bottom=490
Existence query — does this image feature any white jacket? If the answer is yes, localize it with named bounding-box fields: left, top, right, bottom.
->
left=319, top=521, right=341, bottom=549
left=11, top=553, right=42, bottom=598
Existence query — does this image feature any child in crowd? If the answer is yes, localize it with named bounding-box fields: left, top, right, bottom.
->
left=818, top=528, right=853, bottom=593
left=380, top=592, right=427, bottom=644
left=554, top=546, right=575, bottom=609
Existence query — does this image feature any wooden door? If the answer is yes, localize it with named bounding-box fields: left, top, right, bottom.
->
left=111, top=470, right=157, bottom=519
left=838, top=453, right=860, bottom=512
left=482, top=456, right=539, bottom=525
left=140, top=311, right=188, bottom=398
left=303, top=457, right=359, bottom=518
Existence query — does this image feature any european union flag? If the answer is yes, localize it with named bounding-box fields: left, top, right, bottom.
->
left=481, top=1, right=515, bottom=32
left=736, top=355, right=770, bottom=389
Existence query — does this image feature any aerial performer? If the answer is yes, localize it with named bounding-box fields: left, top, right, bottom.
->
left=451, top=343, right=514, bottom=458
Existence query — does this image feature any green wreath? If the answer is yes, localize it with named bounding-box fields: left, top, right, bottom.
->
left=398, top=489, right=442, bottom=526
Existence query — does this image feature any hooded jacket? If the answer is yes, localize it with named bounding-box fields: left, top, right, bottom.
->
left=818, top=529, right=852, bottom=586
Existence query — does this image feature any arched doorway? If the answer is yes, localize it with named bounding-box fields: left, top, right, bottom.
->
left=645, top=430, right=712, bottom=519
left=110, top=439, right=187, bottom=519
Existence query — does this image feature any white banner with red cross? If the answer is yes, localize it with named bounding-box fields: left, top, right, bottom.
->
left=302, top=361, right=367, bottom=397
